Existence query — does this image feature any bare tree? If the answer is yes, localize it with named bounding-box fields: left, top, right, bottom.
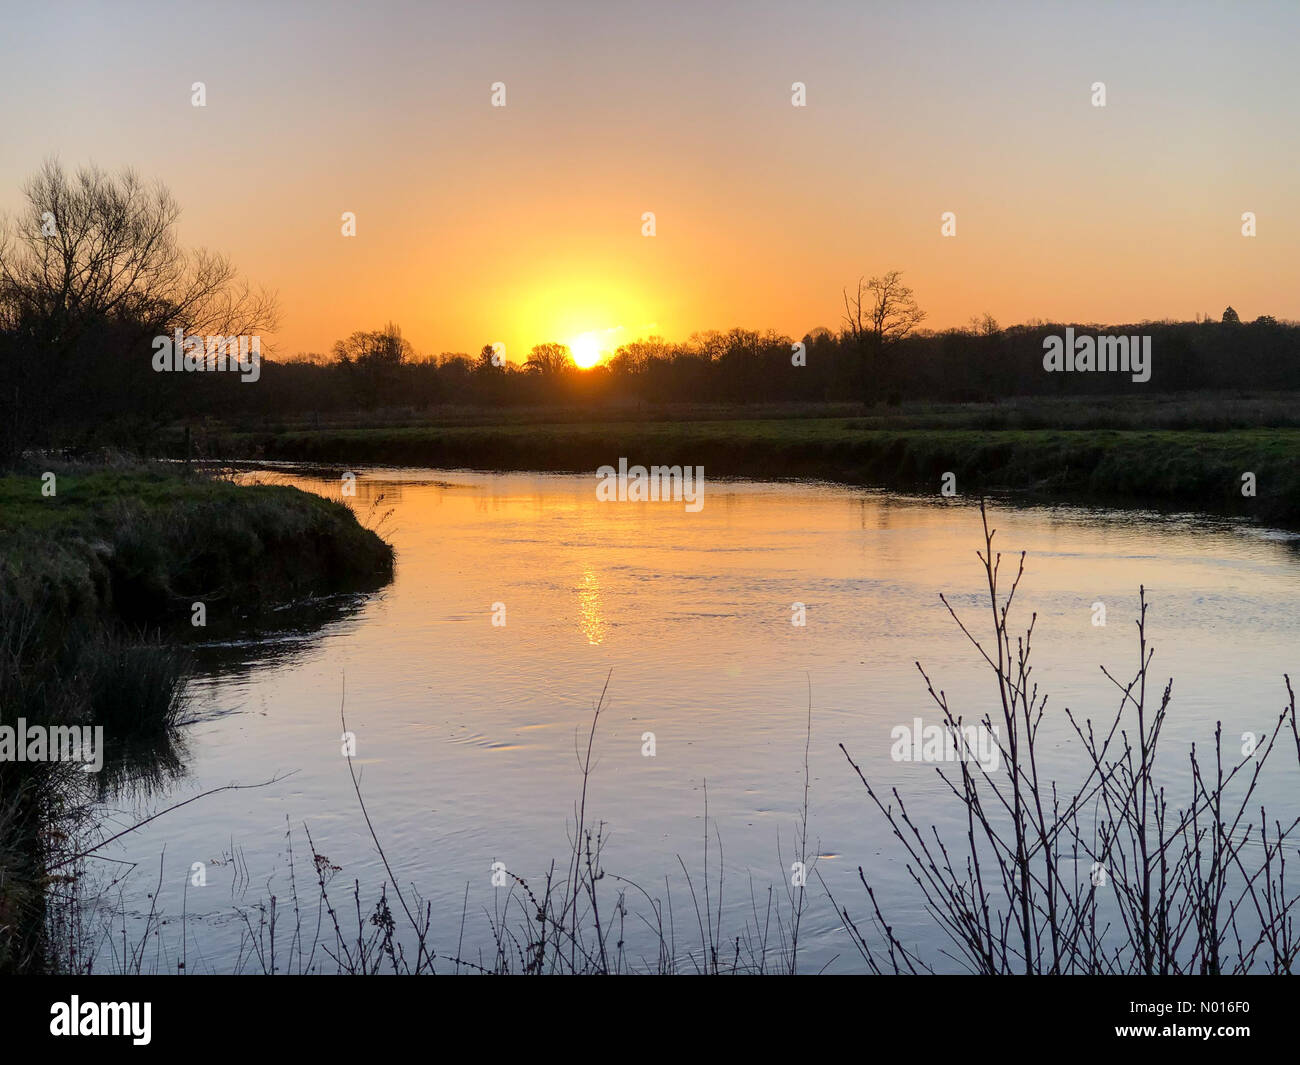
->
left=0, top=159, right=277, bottom=458
left=1, top=159, right=276, bottom=341
left=524, top=342, right=573, bottom=375
left=841, top=270, right=926, bottom=401
left=332, top=322, right=412, bottom=367
left=331, top=322, right=413, bottom=408
left=609, top=336, right=674, bottom=376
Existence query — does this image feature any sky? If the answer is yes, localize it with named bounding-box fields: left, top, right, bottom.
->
left=1, top=0, right=1297, bottom=365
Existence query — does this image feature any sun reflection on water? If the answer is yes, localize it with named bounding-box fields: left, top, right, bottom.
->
left=577, top=567, right=606, bottom=645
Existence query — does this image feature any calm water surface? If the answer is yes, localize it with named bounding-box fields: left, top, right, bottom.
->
left=88, top=468, right=1300, bottom=972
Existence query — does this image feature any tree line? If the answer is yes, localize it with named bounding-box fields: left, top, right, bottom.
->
left=2, top=162, right=1297, bottom=460
left=255, top=311, right=1300, bottom=413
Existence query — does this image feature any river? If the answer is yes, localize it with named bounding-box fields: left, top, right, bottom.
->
left=84, top=467, right=1300, bottom=973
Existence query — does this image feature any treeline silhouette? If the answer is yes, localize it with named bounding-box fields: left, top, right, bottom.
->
left=13, top=304, right=1300, bottom=459
left=244, top=312, right=1299, bottom=415
left=20, top=313, right=1291, bottom=449
left=2, top=161, right=1297, bottom=460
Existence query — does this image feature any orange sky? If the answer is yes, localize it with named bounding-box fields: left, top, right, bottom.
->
left=2, top=1, right=1296, bottom=365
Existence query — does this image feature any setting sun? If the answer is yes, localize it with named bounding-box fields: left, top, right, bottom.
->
left=569, top=333, right=604, bottom=369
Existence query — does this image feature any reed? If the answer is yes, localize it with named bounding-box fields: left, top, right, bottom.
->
left=838, top=501, right=1300, bottom=974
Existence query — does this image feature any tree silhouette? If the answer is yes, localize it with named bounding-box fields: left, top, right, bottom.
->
left=474, top=343, right=504, bottom=373
left=841, top=270, right=926, bottom=400
left=524, top=342, right=573, bottom=374
left=0, top=159, right=276, bottom=458
left=332, top=322, right=411, bottom=367
left=333, top=322, right=412, bottom=407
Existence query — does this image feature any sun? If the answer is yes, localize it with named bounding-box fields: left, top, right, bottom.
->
left=568, top=332, right=603, bottom=369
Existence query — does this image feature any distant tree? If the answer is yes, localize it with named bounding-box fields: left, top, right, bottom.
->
left=438, top=353, right=472, bottom=374
left=609, top=336, right=674, bottom=375
left=841, top=270, right=927, bottom=399
left=1222, top=306, right=1241, bottom=324
left=1254, top=314, right=1278, bottom=326
left=524, top=342, right=573, bottom=374
left=688, top=330, right=728, bottom=362
left=332, top=321, right=412, bottom=367
left=332, top=322, right=412, bottom=407
left=474, top=343, right=504, bottom=373
left=842, top=272, right=926, bottom=347
left=720, top=328, right=762, bottom=360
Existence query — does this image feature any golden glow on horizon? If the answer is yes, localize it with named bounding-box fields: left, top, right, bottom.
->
left=16, top=7, right=1292, bottom=359
left=569, top=333, right=604, bottom=369
left=508, top=276, right=639, bottom=370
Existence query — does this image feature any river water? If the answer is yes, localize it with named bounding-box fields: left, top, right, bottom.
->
left=85, top=467, right=1300, bottom=973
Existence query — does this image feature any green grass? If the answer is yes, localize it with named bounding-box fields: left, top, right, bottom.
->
left=0, top=461, right=395, bottom=731
left=1, top=464, right=394, bottom=623
left=208, top=390, right=1300, bottom=434
left=0, top=460, right=395, bottom=729
left=203, top=418, right=1300, bottom=526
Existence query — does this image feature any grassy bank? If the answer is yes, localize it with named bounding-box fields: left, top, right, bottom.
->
left=0, top=461, right=394, bottom=971
left=208, top=418, right=1300, bottom=526
left=206, top=390, right=1300, bottom=434
left=0, top=463, right=394, bottom=627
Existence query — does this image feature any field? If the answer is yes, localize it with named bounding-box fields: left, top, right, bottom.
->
left=181, top=394, right=1300, bottom=527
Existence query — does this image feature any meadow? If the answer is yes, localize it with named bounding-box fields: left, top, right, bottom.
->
left=177, top=393, right=1300, bottom=527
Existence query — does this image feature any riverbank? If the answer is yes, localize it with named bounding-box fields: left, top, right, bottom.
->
left=0, top=459, right=395, bottom=725
left=2, top=462, right=393, bottom=619
left=197, top=419, right=1300, bottom=527
left=0, top=461, right=394, bottom=971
